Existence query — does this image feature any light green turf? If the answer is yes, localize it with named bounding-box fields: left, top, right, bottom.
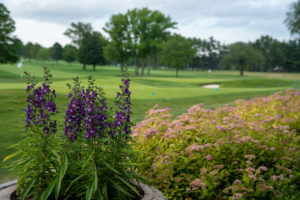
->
left=0, top=60, right=299, bottom=182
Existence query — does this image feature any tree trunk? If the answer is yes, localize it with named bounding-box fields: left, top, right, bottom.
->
left=154, top=54, right=157, bottom=69
left=141, top=60, right=145, bottom=76
left=147, top=50, right=153, bottom=76
left=93, top=64, right=96, bottom=71
left=261, top=65, right=264, bottom=72
left=240, top=68, right=244, bottom=76
left=147, top=64, right=151, bottom=76
left=83, top=64, right=86, bottom=70
left=176, top=68, right=179, bottom=78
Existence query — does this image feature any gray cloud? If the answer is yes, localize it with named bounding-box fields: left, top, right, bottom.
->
left=2, top=0, right=295, bottom=46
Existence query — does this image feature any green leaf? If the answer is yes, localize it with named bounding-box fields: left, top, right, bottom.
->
left=102, top=160, right=120, bottom=174
left=2, top=151, right=20, bottom=162
left=55, top=155, right=68, bottom=199
left=110, top=179, right=132, bottom=197
left=116, top=175, right=140, bottom=195
left=86, top=168, right=98, bottom=200
left=20, top=180, right=35, bottom=200
left=65, top=173, right=86, bottom=194
left=102, top=182, right=108, bottom=200
left=41, top=177, right=57, bottom=200
left=86, top=182, right=94, bottom=200
left=82, top=152, right=93, bottom=169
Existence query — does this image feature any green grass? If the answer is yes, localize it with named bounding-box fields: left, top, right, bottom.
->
left=0, top=60, right=299, bottom=183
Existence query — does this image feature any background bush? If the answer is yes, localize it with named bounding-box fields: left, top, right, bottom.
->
left=133, top=89, right=300, bottom=199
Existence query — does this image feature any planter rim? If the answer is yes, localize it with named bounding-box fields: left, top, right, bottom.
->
left=0, top=180, right=167, bottom=200
left=0, top=180, right=17, bottom=190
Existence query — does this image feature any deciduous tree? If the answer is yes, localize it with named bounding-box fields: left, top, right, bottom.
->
left=104, top=13, right=131, bottom=75
left=78, top=32, right=105, bottom=71
left=63, top=44, right=77, bottom=66
left=50, top=42, right=63, bottom=64
left=0, top=3, right=22, bottom=63
left=160, top=34, right=196, bottom=78
left=223, top=42, right=264, bottom=76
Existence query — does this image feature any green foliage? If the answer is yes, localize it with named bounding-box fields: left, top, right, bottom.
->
left=126, top=8, right=176, bottom=76
left=22, top=42, right=42, bottom=60
left=223, top=42, right=264, bottom=76
left=2, top=67, right=142, bottom=199
left=133, top=89, right=300, bottom=199
left=78, top=32, right=105, bottom=71
left=50, top=42, right=63, bottom=63
left=37, top=48, right=49, bottom=62
left=3, top=68, right=61, bottom=199
left=160, top=34, right=196, bottom=77
left=104, top=13, right=131, bottom=74
left=191, top=37, right=227, bottom=70
left=63, top=44, right=77, bottom=65
left=64, top=22, right=93, bottom=48
left=253, top=35, right=285, bottom=72
left=0, top=3, right=22, bottom=63
left=285, top=0, right=300, bottom=36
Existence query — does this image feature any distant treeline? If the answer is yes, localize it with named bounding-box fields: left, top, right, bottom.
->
left=2, top=2, right=300, bottom=76
left=20, top=34, right=300, bottom=73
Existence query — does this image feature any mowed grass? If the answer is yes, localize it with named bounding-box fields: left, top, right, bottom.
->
left=0, top=60, right=299, bottom=183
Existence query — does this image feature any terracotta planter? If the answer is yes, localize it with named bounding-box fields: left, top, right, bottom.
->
left=0, top=180, right=167, bottom=200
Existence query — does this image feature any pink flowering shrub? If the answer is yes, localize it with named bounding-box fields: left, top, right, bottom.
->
left=133, top=89, right=300, bottom=199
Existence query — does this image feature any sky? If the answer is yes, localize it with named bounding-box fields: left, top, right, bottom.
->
left=2, top=0, right=296, bottom=47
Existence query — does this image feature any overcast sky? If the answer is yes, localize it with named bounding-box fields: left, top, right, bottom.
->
left=2, top=0, right=295, bottom=47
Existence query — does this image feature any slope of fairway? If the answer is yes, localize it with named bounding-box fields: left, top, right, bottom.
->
left=0, top=61, right=299, bottom=182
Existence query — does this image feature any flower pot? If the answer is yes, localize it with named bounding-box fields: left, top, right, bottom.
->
left=0, top=180, right=17, bottom=200
left=136, top=182, right=167, bottom=200
left=0, top=180, right=167, bottom=200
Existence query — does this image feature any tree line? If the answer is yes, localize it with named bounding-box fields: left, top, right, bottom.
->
left=1, top=2, right=300, bottom=77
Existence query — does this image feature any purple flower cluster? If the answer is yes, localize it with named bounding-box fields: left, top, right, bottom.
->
left=64, top=78, right=131, bottom=141
left=64, top=92, right=86, bottom=142
left=64, top=87, right=109, bottom=141
left=114, top=79, right=131, bottom=136
left=84, top=89, right=108, bottom=139
left=26, top=82, right=58, bottom=134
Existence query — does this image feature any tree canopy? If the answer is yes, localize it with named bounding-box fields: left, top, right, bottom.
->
left=64, top=22, right=93, bottom=48
left=0, top=3, right=22, bottom=63
left=78, top=32, right=105, bottom=71
left=223, top=42, right=264, bottom=76
left=160, top=34, right=196, bottom=78
left=104, top=13, right=131, bottom=75
left=63, top=44, right=77, bottom=65
left=285, top=0, right=300, bottom=36
left=50, top=42, right=63, bottom=63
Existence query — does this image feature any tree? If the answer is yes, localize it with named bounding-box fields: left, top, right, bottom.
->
left=104, top=13, right=131, bottom=75
left=29, top=43, right=42, bottom=60
left=126, top=8, right=176, bottom=76
left=160, top=34, right=196, bottom=78
left=222, top=42, right=264, bottom=76
left=23, top=42, right=33, bottom=60
left=50, top=42, right=63, bottom=64
left=63, top=44, right=77, bottom=66
left=0, top=3, right=22, bottom=63
left=64, top=22, right=93, bottom=48
left=282, top=39, right=300, bottom=72
left=285, top=0, right=300, bottom=36
left=78, top=32, right=105, bottom=71
left=253, top=35, right=285, bottom=72
left=37, top=48, right=49, bottom=63
left=146, top=10, right=176, bottom=75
